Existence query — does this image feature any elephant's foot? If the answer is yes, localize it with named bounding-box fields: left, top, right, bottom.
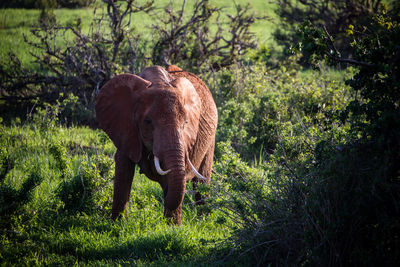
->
left=111, top=213, right=120, bottom=221
left=164, top=205, right=182, bottom=225
left=195, top=193, right=211, bottom=217
left=111, top=205, right=128, bottom=221
left=195, top=192, right=209, bottom=205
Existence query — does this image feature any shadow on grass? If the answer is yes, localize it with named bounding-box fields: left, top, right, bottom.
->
left=79, top=233, right=195, bottom=262
left=26, top=208, right=212, bottom=264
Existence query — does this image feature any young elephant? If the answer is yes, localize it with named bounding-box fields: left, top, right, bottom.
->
left=96, top=65, right=218, bottom=224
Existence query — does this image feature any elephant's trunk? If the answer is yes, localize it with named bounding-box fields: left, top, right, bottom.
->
left=163, top=148, right=186, bottom=212
left=153, top=128, right=186, bottom=224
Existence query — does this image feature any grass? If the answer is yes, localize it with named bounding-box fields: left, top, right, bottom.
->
left=0, top=8, right=94, bottom=67
left=0, top=119, right=234, bottom=265
left=0, top=0, right=278, bottom=68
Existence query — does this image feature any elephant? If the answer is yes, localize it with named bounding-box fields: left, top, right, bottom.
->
left=95, top=65, right=218, bottom=224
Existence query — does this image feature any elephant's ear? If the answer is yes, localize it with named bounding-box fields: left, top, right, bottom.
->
left=96, top=74, right=151, bottom=163
left=172, top=77, right=201, bottom=149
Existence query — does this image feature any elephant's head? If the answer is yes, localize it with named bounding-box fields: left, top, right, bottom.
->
left=96, top=66, right=203, bottom=221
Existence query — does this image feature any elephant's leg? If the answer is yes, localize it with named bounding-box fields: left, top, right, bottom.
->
left=161, top=183, right=182, bottom=225
left=193, top=143, right=214, bottom=205
left=111, top=150, right=135, bottom=220
left=164, top=203, right=182, bottom=225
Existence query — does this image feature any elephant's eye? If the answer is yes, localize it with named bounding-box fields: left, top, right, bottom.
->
left=182, top=120, right=188, bottom=129
left=144, top=118, right=152, bottom=125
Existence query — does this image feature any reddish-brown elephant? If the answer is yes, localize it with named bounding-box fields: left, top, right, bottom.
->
left=95, top=65, right=218, bottom=224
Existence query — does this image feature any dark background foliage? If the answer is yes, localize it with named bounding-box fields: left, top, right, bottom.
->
left=274, top=0, right=384, bottom=65
left=220, top=4, right=400, bottom=265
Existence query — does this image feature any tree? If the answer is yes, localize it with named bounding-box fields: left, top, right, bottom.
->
left=275, top=0, right=384, bottom=62
left=294, top=4, right=400, bottom=264
left=151, top=1, right=261, bottom=72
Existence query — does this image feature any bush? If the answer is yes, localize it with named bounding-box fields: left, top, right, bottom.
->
left=274, top=0, right=384, bottom=63
left=299, top=9, right=400, bottom=264
left=151, top=1, right=261, bottom=72
left=0, top=168, right=44, bottom=228
left=211, top=62, right=351, bottom=162
left=56, top=155, right=113, bottom=214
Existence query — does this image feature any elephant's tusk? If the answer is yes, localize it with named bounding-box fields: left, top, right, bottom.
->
left=154, top=156, right=171, bottom=175
left=187, top=158, right=208, bottom=181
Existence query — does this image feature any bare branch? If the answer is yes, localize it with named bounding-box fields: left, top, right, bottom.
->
left=324, top=52, right=376, bottom=67
left=151, top=0, right=263, bottom=72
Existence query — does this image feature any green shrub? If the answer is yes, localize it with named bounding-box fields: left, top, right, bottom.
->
left=274, top=0, right=384, bottom=64
left=56, top=156, right=113, bottom=214
left=211, top=63, right=350, bottom=162
left=296, top=9, right=400, bottom=265
left=0, top=169, right=44, bottom=228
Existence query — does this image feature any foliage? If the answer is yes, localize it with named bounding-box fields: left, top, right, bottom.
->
left=56, top=159, right=109, bottom=214
left=296, top=4, right=400, bottom=170
left=205, top=62, right=352, bottom=265
left=297, top=9, right=400, bottom=264
left=213, top=4, right=400, bottom=266
left=0, top=133, right=44, bottom=228
left=211, top=62, right=351, bottom=162
left=274, top=0, right=384, bottom=63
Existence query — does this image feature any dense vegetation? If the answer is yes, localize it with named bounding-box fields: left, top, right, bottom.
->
left=1, top=0, right=399, bottom=266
